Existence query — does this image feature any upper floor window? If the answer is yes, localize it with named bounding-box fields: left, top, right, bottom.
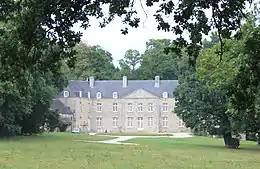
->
left=113, top=92, right=118, bottom=99
left=162, top=103, right=168, bottom=112
left=148, top=103, right=153, bottom=112
left=96, top=92, right=102, bottom=99
left=96, top=103, right=102, bottom=112
left=138, top=103, right=143, bottom=112
left=64, top=91, right=69, bottom=98
left=128, top=103, right=133, bottom=112
left=113, top=103, right=118, bottom=112
left=163, top=92, right=168, bottom=98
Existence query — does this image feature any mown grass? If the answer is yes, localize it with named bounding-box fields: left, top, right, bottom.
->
left=98, top=132, right=174, bottom=136
left=0, top=132, right=260, bottom=169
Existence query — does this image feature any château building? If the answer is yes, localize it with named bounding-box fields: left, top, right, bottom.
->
left=52, top=76, right=190, bottom=133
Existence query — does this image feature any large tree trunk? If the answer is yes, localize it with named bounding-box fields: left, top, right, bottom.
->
left=221, top=113, right=232, bottom=146
left=223, top=132, right=232, bottom=146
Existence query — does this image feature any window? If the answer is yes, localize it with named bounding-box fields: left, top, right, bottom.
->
left=148, top=117, right=153, bottom=127
left=127, top=117, right=133, bottom=127
left=162, top=103, right=168, bottom=112
left=96, top=92, right=102, bottom=99
left=163, top=92, right=168, bottom=98
left=128, top=103, right=133, bottom=112
left=137, top=103, right=143, bottom=112
left=178, top=119, right=185, bottom=127
left=137, top=117, right=143, bottom=129
left=96, top=103, right=102, bottom=112
left=113, top=92, right=118, bottom=99
left=96, top=117, right=102, bottom=127
left=148, top=103, right=153, bottom=112
left=162, top=117, right=168, bottom=127
left=64, top=91, right=69, bottom=97
left=113, top=103, right=118, bottom=112
left=113, top=117, right=118, bottom=128
left=79, top=91, right=82, bottom=98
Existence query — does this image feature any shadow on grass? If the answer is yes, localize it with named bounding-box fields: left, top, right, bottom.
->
left=0, top=132, right=78, bottom=142
left=192, top=143, right=260, bottom=153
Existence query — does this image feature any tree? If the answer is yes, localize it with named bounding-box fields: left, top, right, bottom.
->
left=174, top=53, right=234, bottom=146
left=138, top=39, right=178, bottom=80
left=115, top=49, right=141, bottom=80
left=68, top=42, right=117, bottom=80
left=120, top=49, right=141, bottom=71
left=196, top=15, right=260, bottom=144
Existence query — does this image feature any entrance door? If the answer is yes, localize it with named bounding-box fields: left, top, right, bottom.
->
left=137, top=117, right=143, bottom=130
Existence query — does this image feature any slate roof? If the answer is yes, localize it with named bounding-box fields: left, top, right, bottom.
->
left=51, top=99, right=73, bottom=115
left=57, top=79, right=179, bottom=98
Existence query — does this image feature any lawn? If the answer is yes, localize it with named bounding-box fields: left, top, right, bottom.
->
left=98, top=132, right=174, bottom=136
left=0, top=133, right=260, bottom=169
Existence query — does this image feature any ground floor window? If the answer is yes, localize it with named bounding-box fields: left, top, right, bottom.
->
left=148, top=117, right=153, bottom=127
left=127, top=117, right=133, bottom=127
left=96, top=117, right=102, bottom=127
left=162, top=117, right=168, bottom=127
left=137, top=117, right=143, bottom=129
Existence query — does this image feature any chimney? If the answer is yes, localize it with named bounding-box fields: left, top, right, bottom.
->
left=89, top=76, right=94, bottom=88
left=154, top=76, right=160, bottom=88
left=122, top=76, right=127, bottom=88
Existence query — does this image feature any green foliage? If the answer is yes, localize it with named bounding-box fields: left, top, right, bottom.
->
left=174, top=53, right=230, bottom=138
left=138, top=39, right=178, bottom=80
left=67, top=42, right=117, bottom=80
left=58, top=117, right=72, bottom=132
left=115, top=49, right=142, bottom=80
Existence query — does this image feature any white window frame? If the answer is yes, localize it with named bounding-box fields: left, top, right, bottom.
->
left=178, top=119, right=185, bottom=127
left=137, top=117, right=144, bottom=130
left=127, top=103, right=133, bottom=112
left=162, top=116, right=168, bottom=127
left=127, top=117, right=133, bottom=127
left=96, top=92, right=102, bottom=99
left=148, top=103, right=153, bottom=112
left=64, top=91, right=69, bottom=97
left=79, top=91, right=82, bottom=98
left=96, top=117, right=102, bottom=128
left=137, top=103, right=143, bottom=112
left=112, top=92, right=118, bottom=99
left=163, top=92, right=168, bottom=98
left=162, top=102, right=168, bottom=112
left=148, top=117, right=153, bottom=127
left=112, top=103, right=118, bottom=112
left=96, top=102, right=102, bottom=112
left=112, top=116, right=118, bottom=128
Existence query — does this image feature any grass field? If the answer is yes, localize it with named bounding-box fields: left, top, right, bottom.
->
left=0, top=132, right=260, bottom=169
left=98, top=132, right=174, bottom=136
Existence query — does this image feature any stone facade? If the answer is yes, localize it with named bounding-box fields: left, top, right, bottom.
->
left=56, top=76, right=190, bottom=133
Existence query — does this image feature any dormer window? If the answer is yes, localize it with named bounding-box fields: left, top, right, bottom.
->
left=113, top=92, right=118, bottom=99
left=64, top=91, right=69, bottom=98
left=79, top=91, right=82, bottom=98
left=96, top=92, right=102, bottom=99
left=163, top=92, right=168, bottom=98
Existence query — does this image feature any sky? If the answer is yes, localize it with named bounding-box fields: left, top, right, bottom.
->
left=72, top=2, right=181, bottom=66
left=72, top=1, right=255, bottom=67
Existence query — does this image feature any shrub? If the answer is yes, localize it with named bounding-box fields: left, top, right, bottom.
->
left=226, top=138, right=240, bottom=149
left=58, top=117, right=72, bottom=132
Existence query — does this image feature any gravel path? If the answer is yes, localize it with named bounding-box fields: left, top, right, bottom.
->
left=74, top=133, right=193, bottom=145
